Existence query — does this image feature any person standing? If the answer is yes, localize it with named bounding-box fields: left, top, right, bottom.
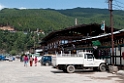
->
left=24, top=55, right=28, bottom=67
left=34, top=56, right=38, bottom=66
left=29, top=56, right=33, bottom=67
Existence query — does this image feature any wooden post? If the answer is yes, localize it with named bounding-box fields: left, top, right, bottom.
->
left=109, top=0, right=114, bottom=65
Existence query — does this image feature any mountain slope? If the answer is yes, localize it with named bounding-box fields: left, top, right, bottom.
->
left=0, top=8, right=74, bottom=32
left=56, top=7, right=124, bottom=29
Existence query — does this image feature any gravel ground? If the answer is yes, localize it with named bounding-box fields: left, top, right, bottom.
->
left=0, top=59, right=124, bottom=83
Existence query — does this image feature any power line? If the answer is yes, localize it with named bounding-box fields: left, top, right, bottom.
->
left=113, top=6, right=122, bottom=10
left=114, top=0, right=124, bottom=5
left=114, top=0, right=120, bottom=8
left=113, top=0, right=124, bottom=10
left=112, top=4, right=124, bottom=10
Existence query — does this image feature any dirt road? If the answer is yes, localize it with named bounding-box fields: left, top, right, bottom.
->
left=0, top=59, right=124, bottom=83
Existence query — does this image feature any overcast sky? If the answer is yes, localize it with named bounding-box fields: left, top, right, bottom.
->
left=0, top=0, right=124, bottom=10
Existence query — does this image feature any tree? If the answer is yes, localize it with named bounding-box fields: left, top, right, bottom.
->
left=9, top=50, right=17, bottom=56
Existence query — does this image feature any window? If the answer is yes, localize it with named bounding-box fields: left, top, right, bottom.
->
left=61, top=40, right=68, bottom=44
left=61, top=40, right=65, bottom=44
left=65, top=40, right=68, bottom=44
left=87, top=54, right=93, bottom=59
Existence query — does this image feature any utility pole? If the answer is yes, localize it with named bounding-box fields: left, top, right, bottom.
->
left=108, top=0, right=114, bottom=65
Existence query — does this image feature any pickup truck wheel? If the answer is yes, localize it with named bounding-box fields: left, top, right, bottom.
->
left=67, top=65, right=75, bottom=73
left=99, top=64, right=106, bottom=72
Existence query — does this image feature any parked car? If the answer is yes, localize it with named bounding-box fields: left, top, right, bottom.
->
left=4, top=56, right=10, bottom=61
left=0, top=55, right=6, bottom=61
left=5, top=56, right=15, bottom=61
left=9, top=56, right=15, bottom=61
left=40, top=56, right=52, bottom=66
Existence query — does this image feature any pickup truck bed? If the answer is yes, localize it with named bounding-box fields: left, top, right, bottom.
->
left=52, top=56, right=84, bottom=67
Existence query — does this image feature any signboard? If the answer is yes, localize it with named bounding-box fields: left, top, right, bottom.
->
left=92, top=40, right=101, bottom=46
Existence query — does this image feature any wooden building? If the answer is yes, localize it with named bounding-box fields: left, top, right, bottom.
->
left=40, top=23, right=124, bottom=67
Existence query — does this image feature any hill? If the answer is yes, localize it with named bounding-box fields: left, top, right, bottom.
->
left=56, top=7, right=124, bottom=29
left=0, top=8, right=124, bottom=33
left=0, top=8, right=74, bottom=33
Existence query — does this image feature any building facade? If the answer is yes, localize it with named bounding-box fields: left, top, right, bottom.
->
left=40, top=23, right=124, bottom=67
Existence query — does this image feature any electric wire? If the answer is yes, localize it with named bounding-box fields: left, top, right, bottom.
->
left=114, top=0, right=124, bottom=6
left=113, top=0, right=124, bottom=10
left=112, top=4, right=124, bottom=10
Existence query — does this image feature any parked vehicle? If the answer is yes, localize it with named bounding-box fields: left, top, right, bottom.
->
left=4, top=56, right=10, bottom=61
left=41, top=56, right=52, bottom=66
left=52, top=51, right=107, bottom=73
left=4, top=56, right=15, bottom=61
left=0, top=55, right=6, bottom=61
left=8, top=56, right=15, bottom=61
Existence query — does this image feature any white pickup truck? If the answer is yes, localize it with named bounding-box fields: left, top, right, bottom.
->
left=52, top=52, right=107, bottom=73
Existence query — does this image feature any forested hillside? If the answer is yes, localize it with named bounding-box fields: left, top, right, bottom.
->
left=0, top=30, right=43, bottom=55
left=0, top=8, right=74, bottom=33
left=56, top=7, right=124, bottom=29
left=0, top=8, right=124, bottom=33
